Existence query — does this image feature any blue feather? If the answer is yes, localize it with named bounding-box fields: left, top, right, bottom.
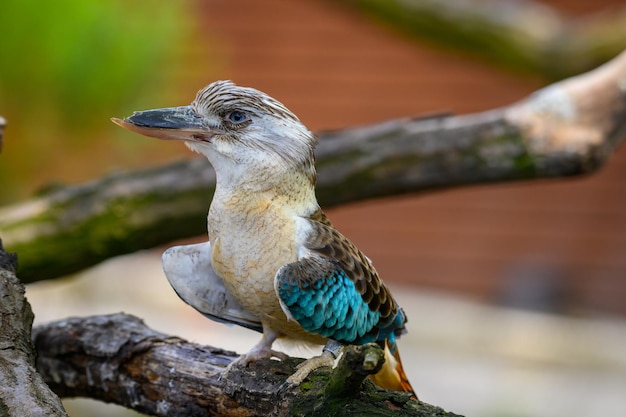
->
left=276, top=258, right=405, bottom=345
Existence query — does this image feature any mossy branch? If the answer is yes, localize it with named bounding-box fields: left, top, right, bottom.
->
left=32, top=313, right=460, bottom=417
left=1, top=50, right=626, bottom=283
left=342, top=0, right=626, bottom=79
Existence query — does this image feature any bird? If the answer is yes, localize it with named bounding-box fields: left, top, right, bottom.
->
left=112, top=80, right=416, bottom=396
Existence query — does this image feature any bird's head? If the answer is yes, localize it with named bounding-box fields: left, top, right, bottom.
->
left=112, top=80, right=316, bottom=186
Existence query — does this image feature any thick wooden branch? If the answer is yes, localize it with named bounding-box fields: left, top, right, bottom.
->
left=0, top=241, right=67, bottom=416
left=342, top=0, right=626, bottom=79
left=0, top=241, right=457, bottom=416
left=1, top=49, right=626, bottom=283
left=32, top=313, right=460, bottom=417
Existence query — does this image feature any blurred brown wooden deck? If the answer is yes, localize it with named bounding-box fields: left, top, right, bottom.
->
left=185, top=0, right=626, bottom=315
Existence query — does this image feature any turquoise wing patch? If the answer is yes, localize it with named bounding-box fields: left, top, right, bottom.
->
left=276, top=257, right=404, bottom=344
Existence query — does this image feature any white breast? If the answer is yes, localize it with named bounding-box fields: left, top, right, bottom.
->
left=208, top=193, right=300, bottom=319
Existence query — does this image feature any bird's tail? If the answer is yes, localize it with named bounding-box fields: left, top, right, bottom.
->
left=369, top=338, right=417, bottom=399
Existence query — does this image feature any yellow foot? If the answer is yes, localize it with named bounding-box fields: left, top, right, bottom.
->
left=286, top=350, right=336, bottom=385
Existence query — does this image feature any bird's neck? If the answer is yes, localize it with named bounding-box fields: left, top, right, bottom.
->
left=211, top=165, right=318, bottom=217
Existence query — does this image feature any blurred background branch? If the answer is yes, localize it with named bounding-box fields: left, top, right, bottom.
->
left=1, top=48, right=625, bottom=283
left=342, top=0, right=626, bottom=79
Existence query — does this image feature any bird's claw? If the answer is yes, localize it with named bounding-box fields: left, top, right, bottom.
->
left=237, top=346, right=289, bottom=366
left=220, top=347, right=290, bottom=382
left=277, top=379, right=298, bottom=394
left=285, top=351, right=336, bottom=386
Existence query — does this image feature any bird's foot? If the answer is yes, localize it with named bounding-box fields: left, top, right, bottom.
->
left=222, top=344, right=289, bottom=379
left=284, top=340, right=342, bottom=386
left=285, top=350, right=336, bottom=386
left=231, top=346, right=289, bottom=368
left=222, top=327, right=287, bottom=375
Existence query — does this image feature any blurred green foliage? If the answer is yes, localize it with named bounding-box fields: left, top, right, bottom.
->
left=0, top=0, right=190, bottom=130
left=0, top=0, right=197, bottom=203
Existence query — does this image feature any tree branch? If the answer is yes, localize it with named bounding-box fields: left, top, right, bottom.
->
left=0, top=241, right=67, bottom=416
left=341, top=0, right=626, bottom=79
left=32, top=313, right=460, bottom=417
left=1, top=49, right=626, bottom=283
left=0, top=239, right=458, bottom=416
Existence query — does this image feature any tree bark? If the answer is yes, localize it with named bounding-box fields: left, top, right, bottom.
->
left=0, top=240, right=460, bottom=416
left=1, top=49, right=626, bottom=283
left=32, top=313, right=461, bottom=417
left=0, top=241, right=67, bottom=417
left=342, top=0, right=626, bottom=79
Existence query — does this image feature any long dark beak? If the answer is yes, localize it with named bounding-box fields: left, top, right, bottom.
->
left=111, top=105, right=219, bottom=142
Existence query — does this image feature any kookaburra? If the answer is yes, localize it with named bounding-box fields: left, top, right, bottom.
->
left=112, top=80, right=415, bottom=396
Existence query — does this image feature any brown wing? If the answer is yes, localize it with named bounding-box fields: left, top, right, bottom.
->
left=303, top=209, right=401, bottom=326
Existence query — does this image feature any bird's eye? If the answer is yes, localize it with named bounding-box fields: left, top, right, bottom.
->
left=227, top=111, right=248, bottom=124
